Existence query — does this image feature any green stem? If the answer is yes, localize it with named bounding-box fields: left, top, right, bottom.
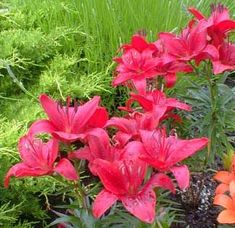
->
left=205, top=71, right=217, bottom=166
left=75, top=181, right=88, bottom=210
left=51, top=175, right=88, bottom=210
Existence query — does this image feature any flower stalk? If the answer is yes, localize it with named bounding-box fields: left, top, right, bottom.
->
left=206, top=69, right=218, bottom=165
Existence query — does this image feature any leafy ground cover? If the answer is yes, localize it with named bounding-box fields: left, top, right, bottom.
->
left=1, top=0, right=235, bottom=227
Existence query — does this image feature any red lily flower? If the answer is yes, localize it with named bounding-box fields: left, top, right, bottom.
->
left=129, top=90, right=191, bottom=122
left=4, top=135, right=78, bottom=187
left=154, top=55, right=193, bottom=87
left=159, top=19, right=219, bottom=65
left=92, top=141, right=175, bottom=223
left=189, top=5, right=235, bottom=47
left=121, top=34, right=157, bottom=53
left=68, top=128, right=122, bottom=175
left=139, top=129, right=208, bottom=190
left=29, top=94, right=108, bottom=143
left=113, top=35, right=159, bottom=93
left=113, top=48, right=159, bottom=93
left=159, top=21, right=210, bottom=61
left=212, top=42, right=235, bottom=74
left=106, top=112, right=157, bottom=146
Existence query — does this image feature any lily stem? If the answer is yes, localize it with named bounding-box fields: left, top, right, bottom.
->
left=205, top=65, right=217, bottom=166
left=74, top=181, right=88, bottom=210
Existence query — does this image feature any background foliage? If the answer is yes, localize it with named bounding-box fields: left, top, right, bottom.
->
left=0, top=0, right=235, bottom=226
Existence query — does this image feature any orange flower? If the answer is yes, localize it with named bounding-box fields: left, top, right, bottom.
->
left=214, top=181, right=235, bottom=224
left=214, top=171, right=235, bottom=194
left=214, top=155, right=235, bottom=194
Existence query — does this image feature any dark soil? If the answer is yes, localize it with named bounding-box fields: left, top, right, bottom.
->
left=171, top=171, right=220, bottom=228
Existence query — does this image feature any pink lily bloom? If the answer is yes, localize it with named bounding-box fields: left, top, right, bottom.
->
left=92, top=141, right=175, bottom=223
left=159, top=20, right=210, bottom=62
left=120, top=34, right=157, bottom=53
left=113, top=35, right=159, bottom=93
left=212, top=42, right=235, bottom=74
left=113, top=48, right=159, bottom=93
left=189, top=4, right=235, bottom=47
left=129, top=90, right=191, bottom=122
left=106, top=112, right=157, bottom=146
left=139, top=129, right=208, bottom=190
left=4, top=135, right=78, bottom=188
left=159, top=19, right=218, bottom=65
left=29, top=94, right=108, bottom=143
left=68, top=128, right=122, bottom=175
left=154, top=55, right=193, bottom=87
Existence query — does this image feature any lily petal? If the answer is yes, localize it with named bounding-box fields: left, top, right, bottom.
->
left=229, top=181, right=235, bottom=200
left=215, top=183, right=229, bottom=194
left=132, top=78, right=147, bottom=95
left=121, top=189, right=156, bottom=224
left=86, top=107, right=108, bottom=128
left=44, top=139, right=59, bottom=166
left=214, top=194, right=235, bottom=210
left=106, top=117, right=133, bottom=133
left=214, top=171, right=235, bottom=184
left=188, top=7, right=205, bottom=20
left=130, top=94, right=153, bottom=111
left=52, top=131, right=81, bottom=142
left=130, top=35, right=149, bottom=52
left=217, top=210, right=235, bottom=224
left=217, top=20, right=235, bottom=33
left=170, top=165, right=190, bottom=190
left=72, top=96, right=101, bottom=132
left=143, top=173, right=175, bottom=193
left=92, top=189, right=118, bottom=218
left=4, top=163, right=48, bottom=188
left=68, top=146, right=92, bottom=161
left=39, top=94, right=63, bottom=129
left=54, top=158, right=78, bottom=180
left=167, top=137, right=208, bottom=165
left=164, top=73, right=177, bottom=88
left=212, top=61, right=235, bottom=75
left=28, top=119, right=56, bottom=136
left=92, top=159, right=127, bottom=195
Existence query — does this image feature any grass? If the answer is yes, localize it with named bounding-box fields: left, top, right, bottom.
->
left=0, top=0, right=235, bottom=226
left=1, top=0, right=234, bottom=116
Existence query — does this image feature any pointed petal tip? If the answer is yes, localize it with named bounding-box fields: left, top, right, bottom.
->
left=121, top=190, right=156, bottom=224
left=39, top=94, right=51, bottom=104
left=92, top=95, right=101, bottom=103
left=188, top=7, right=205, bottom=20
left=217, top=210, right=235, bottom=224
left=92, top=189, right=118, bottom=218
left=171, top=165, right=190, bottom=190
left=54, top=158, right=79, bottom=181
left=214, top=194, right=235, bottom=210
left=4, top=174, right=10, bottom=188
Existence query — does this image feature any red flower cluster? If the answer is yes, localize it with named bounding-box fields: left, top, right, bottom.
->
left=113, top=5, right=235, bottom=92
left=6, top=4, right=235, bottom=224
left=4, top=89, right=207, bottom=223
left=87, top=94, right=207, bottom=223
left=4, top=95, right=108, bottom=187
